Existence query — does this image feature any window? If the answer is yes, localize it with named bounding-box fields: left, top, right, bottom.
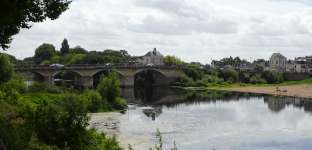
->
left=276, top=61, right=278, bottom=64
left=147, top=59, right=148, bottom=63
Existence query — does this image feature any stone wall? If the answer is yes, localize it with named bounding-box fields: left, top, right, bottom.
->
left=285, top=74, right=311, bottom=81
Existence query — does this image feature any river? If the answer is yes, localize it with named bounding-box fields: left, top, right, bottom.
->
left=89, top=87, right=312, bottom=150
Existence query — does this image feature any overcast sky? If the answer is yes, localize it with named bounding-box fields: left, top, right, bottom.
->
left=3, top=0, right=312, bottom=64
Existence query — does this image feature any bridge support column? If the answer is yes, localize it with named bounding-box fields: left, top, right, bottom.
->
left=74, top=76, right=93, bottom=89
left=120, top=76, right=134, bottom=87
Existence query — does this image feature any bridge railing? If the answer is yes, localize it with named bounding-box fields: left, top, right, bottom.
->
left=13, top=64, right=207, bottom=71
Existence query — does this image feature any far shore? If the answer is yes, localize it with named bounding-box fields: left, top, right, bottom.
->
left=221, top=84, right=312, bottom=98
left=170, top=84, right=312, bottom=98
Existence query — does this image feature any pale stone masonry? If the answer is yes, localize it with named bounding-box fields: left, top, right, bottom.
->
left=269, top=52, right=287, bottom=72
left=142, top=48, right=164, bottom=66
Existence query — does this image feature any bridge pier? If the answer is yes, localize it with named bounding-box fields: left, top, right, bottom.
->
left=74, top=76, right=93, bottom=89
left=36, top=76, right=55, bottom=85
left=120, top=76, right=134, bottom=87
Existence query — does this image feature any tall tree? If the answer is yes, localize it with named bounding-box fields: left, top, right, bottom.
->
left=1, top=0, right=71, bottom=50
left=0, top=53, right=14, bottom=84
left=34, top=43, right=56, bottom=64
left=60, top=39, right=69, bottom=55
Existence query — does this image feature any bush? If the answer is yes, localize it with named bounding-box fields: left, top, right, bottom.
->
left=24, top=93, right=91, bottom=149
left=185, top=79, right=196, bottom=87
left=0, top=53, right=14, bottom=84
left=268, top=71, right=277, bottom=84
left=221, top=82, right=229, bottom=86
left=186, top=68, right=200, bottom=80
left=0, top=79, right=28, bottom=97
left=226, top=80, right=233, bottom=84
left=97, top=71, right=122, bottom=103
left=244, top=77, right=250, bottom=83
left=112, top=97, right=128, bottom=110
left=250, top=76, right=257, bottom=84
left=277, top=72, right=284, bottom=84
left=172, top=82, right=182, bottom=86
left=257, top=78, right=267, bottom=84
left=216, top=78, right=224, bottom=84
left=227, top=77, right=235, bottom=83
left=195, top=80, right=207, bottom=87
left=28, top=82, right=63, bottom=94
left=206, top=68, right=218, bottom=76
left=85, top=89, right=103, bottom=112
left=180, top=74, right=192, bottom=84
left=222, top=68, right=238, bottom=82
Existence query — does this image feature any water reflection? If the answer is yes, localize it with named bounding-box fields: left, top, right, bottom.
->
left=120, top=87, right=312, bottom=150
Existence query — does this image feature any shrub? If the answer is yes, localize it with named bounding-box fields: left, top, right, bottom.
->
left=222, top=68, right=238, bottom=82
left=24, top=93, right=91, bottom=149
left=206, top=68, right=218, bottom=76
left=250, top=76, right=257, bottom=84
left=195, top=80, right=207, bottom=87
left=85, top=89, right=103, bottom=112
left=226, top=80, right=233, bottom=84
left=172, top=82, right=182, bottom=86
left=227, top=77, right=235, bottom=83
left=185, top=79, right=196, bottom=87
left=97, top=70, right=122, bottom=103
left=216, top=78, right=224, bottom=84
left=112, top=97, right=128, bottom=110
left=180, top=74, right=192, bottom=84
left=268, top=71, right=277, bottom=84
left=0, top=53, right=14, bottom=84
left=186, top=68, right=200, bottom=80
left=244, top=77, right=250, bottom=83
left=221, top=82, right=229, bottom=86
left=28, top=82, right=63, bottom=94
left=0, top=79, right=28, bottom=97
left=277, top=72, right=284, bottom=84
left=257, top=78, right=267, bottom=84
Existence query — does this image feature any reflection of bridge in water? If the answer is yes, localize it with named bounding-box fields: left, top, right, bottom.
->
left=15, top=65, right=205, bottom=88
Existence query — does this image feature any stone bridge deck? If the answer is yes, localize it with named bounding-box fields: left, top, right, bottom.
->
left=15, top=65, right=206, bottom=88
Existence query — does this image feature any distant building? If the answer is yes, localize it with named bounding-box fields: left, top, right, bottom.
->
left=269, top=52, right=287, bottom=72
left=211, top=60, right=220, bottom=68
left=143, top=48, right=163, bottom=66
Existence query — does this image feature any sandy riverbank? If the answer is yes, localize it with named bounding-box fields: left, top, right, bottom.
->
left=222, top=84, right=312, bottom=98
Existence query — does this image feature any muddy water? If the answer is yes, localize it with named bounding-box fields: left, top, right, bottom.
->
left=89, top=87, right=312, bottom=150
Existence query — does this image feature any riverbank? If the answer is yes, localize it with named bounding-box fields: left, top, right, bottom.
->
left=221, top=84, right=312, bottom=98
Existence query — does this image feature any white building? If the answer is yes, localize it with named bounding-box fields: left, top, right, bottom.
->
left=143, top=48, right=164, bottom=66
left=269, top=53, right=287, bottom=72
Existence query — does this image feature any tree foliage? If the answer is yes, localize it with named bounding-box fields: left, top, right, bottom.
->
left=222, top=68, right=238, bottom=83
left=97, top=71, right=122, bottom=103
left=60, top=38, right=69, bottom=55
left=1, top=0, right=71, bottom=50
left=268, top=71, right=277, bottom=84
left=186, top=68, right=200, bottom=80
left=0, top=53, right=13, bottom=84
left=254, top=65, right=264, bottom=71
left=34, top=43, right=56, bottom=64
left=163, top=55, right=186, bottom=66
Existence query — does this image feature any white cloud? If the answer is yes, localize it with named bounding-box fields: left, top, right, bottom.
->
left=3, top=0, right=312, bottom=64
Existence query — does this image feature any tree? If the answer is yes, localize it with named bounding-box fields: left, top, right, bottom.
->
left=69, top=46, right=87, bottom=54
left=277, top=72, right=284, bottom=84
left=34, top=43, right=56, bottom=64
left=1, top=0, right=71, bottom=50
left=120, top=50, right=130, bottom=62
left=233, top=56, right=241, bottom=63
left=267, top=71, right=277, bottom=84
left=222, top=68, right=238, bottom=82
left=254, top=65, right=264, bottom=71
left=97, top=70, right=122, bottom=102
left=60, top=39, right=69, bottom=55
left=186, top=68, right=200, bottom=80
left=0, top=53, right=14, bottom=84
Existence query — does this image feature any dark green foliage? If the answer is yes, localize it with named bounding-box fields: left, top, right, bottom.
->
left=0, top=0, right=71, bottom=50
left=257, top=78, right=267, bottom=84
left=0, top=116, right=31, bottom=150
left=69, top=46, right=88, bottom=54
left=134, top=70, right=154, bottom=86
left=196, top=80, right=207, bottom=87
left=222, top=68, right=238, bottom=83
left=250, top=76, right=257, bottom=84
left=97, top=71, right=122, bottom=103
left=186, top=68, right=200, bottom=80
left=24, top=93, right=90, bottom=149
left=244, top=77, right=250, bottom=83
left=61, top=38, right=69, bottom=55
left=206, top=68, right=218, bottom=76
left=112, top=97, right=128, bottom=110
left=84, top=89, right=114, bottom=112
left=0, top=53, right=13, bottom=84
left=277, top=72, right=284, bottom=84
left=28, top=82, right=63, bottom=94
left=34, top=43, right=56, bottom=64
left=254, top=65, right=264, bottom=71
left=0, top=79, right=28, bottom=96
left=226, top=77, right=235, bottom=84
left=268, top=71, right=277, bottom=84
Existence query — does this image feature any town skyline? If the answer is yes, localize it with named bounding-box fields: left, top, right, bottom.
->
left=3, top=0, right=312, bottom=64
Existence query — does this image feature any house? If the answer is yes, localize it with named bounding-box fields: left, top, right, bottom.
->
left=269, top=52, right=287, bottom=72
left=143, top=48, right=164, bottom=66
left=211, top=60, right=220, bottom=68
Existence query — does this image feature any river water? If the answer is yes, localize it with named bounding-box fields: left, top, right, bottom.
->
left=89, top=87, right=312, bottom=150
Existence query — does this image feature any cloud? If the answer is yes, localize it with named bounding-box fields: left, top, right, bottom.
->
left=4, top=0, right=312, bottom=63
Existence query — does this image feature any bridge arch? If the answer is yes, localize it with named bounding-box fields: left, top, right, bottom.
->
left=89, top=69, right=125, bottom=77
left=51, top=70, right=83, bottom=77
left=132, top=68, right=167, bottom=85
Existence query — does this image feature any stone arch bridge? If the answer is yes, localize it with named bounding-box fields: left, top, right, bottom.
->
left=15, top=66, right=205, bottom=88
